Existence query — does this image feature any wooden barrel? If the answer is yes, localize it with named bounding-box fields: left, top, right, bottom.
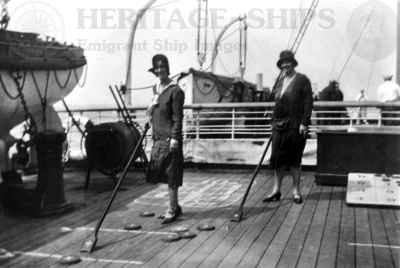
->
left=85, top=122, right=141, bottom=175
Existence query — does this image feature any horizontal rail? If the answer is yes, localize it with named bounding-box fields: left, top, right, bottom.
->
left=56, top=101, right=400, bottom=113
left=58, top=102, right=400, bottom=148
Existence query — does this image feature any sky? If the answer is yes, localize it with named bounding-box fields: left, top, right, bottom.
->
left=5, top=0, right=399, bottom=107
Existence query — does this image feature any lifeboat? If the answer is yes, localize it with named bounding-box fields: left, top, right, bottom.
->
left=0, top=28, right=87, bottom=137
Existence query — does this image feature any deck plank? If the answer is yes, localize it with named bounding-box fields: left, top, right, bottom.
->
left=89, top=173, right=216, bottom=268
left=236, top=176, right=314, bottom=268
left=1, top=179, right=105, bottom=267
left=86, top=171, right=224, bottom=267
left=235, top=199, right=292, bottom=267
left=177, top=172, right=288, bottom=268
left=315, top=186, right=342, bottom=268
left=140, top=172, right=270, bottom=268
left=0, top=169, right=398, bottom=268
left=0, top=171, right=118, bottom=248
left=354, top=207, right=374, bottom=268
left=113, top=172, right=221, bottom=267
left=369, top=208, right=395, bottom=268
left=197, top=174, right=302, bottom=268
left=295, top=187, right=331, bottom=268
left=4, top=203, right=149, bottom=267
left=380, top=209, right=400, bottom=268
left=215, top=177, right=316, bottom=268
left=275, top=183, right=322, bottom=268
left=255, top=176, right=314, bottom=268
left=35, top=170, right=181, bottom=268
left=336, top=192, right=356, bottom=268
left=162, top=172, right=277, bottom=268
left=50, top=203, right=158, bottom=268
left=118, top=173, right=225, bottom=267
left=1, top=172, right=152, bottom=268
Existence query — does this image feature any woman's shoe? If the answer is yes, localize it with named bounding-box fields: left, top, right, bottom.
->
left=263, top=192, right=281, bottom=202
left=158, top=205, right=182, bottom=220
left=161, top=211, right=177, bottom=224
left=176, top=205, right=182, bottom=217
left=293, top=195, right=303, bottom=204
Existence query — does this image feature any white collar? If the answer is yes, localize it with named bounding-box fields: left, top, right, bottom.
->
left=156, top=79, right=177, bottom=94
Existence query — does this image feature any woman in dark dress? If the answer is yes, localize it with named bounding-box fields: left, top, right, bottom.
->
left=263, top=50, right=313, bottom=204
left=146, top=54, right=185, bottom=223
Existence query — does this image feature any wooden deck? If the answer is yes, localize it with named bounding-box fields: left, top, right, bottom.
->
left=0, top=168, right=398, bottom=267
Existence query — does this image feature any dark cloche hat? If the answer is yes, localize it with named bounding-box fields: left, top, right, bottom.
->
left=148, top=54, right=170, bottom=74
left=276, top=50, right=298, bottom=69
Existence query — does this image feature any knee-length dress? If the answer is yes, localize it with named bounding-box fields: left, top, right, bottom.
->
left=269, top=73, right=313, bottom=169
left=146, top=83, right=185, bottom=188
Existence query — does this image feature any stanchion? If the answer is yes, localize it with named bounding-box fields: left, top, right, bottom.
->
left=34, top=131, right=73, bottom=216
left=80, top=123, right=150, bottom=253
left=231, top=137, right=272, bottom=222
left=2, top=131, right=73, bottom=216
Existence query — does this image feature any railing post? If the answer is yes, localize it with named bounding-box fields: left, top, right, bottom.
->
left=196, top=109, right=200, bottom=140
left=231, top=108, right=235, bottom=140
left=378, top=107, right=382, bottom=126
left=183, top=111, right=187, bottom=140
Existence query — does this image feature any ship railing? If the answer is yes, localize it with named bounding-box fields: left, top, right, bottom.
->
left=57, top=101, right=400, bottom=142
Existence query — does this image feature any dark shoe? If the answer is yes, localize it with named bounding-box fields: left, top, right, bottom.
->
left=263, top=192, right=281, bottom=202
left=293, top=195, right=303, bottom=204
left=161, top=211, right=177, bottom=224
left=176, top=205, right=182, bottom=217
left=159, top=205, right=182, bottom=219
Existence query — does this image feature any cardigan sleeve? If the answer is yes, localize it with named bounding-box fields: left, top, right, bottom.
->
left=301, top=76, right=313, bottom=126
left=171, top=87, right=185, bottom=140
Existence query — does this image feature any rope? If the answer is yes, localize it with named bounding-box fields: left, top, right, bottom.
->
left=290, top=0, right=319, bottom=53
left=366, top=61, right=375, bottom=92
left=54, top=69, right=73, bottom=89
left=196, top=0, right=208, bottom=68
left=109, top=85, right=143, bottom=134
left=128, top=85, right=154, bottom=91
left=115, top=85, right=138, bottom=128
left=337, top=8, right=374, bottom=81
left=210, top=20, right=239, bottom=75
left=217, top=55, right=234, bottom=76
left=291, top=0, right=317, bottom=50
left=80, top=129, right=87, bottom=158
left=239, top=20, right=244, bottom=76
left=328, top=48, right=341, bottom=79
left=209, top=73, right=235, bottom=100
left=220, top=27, right=240, bottom=43
left=73, top=65, right=88, bottom=88
left=243, top=20, right=247, bottom=75
left=127, top=73, right=181, bottom=91
left=30, top=70, right=50, bottom=127
left=365, top=14, right=383, bottom=92
left=287, top=0, right=305, bottom=48
left=150, top=0, right=181, bottom=9
left=0, top=71, right=19, bottom=99
left=203, top=19, right=221, bottom=72
left=9, top=70, right=37, bottom=136
left=62, top=109, right=89, bottom=162
left=61, top=99, right=86, bottom=136
left=19, top=69, right=27, bottom=89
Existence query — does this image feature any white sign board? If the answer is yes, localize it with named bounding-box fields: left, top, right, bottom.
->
left=346, top=173, right=400, bottom=207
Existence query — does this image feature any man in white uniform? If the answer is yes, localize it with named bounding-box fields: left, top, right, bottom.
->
left=377, top=75, right=400, bottom=125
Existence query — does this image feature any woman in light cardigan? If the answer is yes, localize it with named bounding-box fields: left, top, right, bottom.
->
left=146, top=54, right=185, bottom=224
